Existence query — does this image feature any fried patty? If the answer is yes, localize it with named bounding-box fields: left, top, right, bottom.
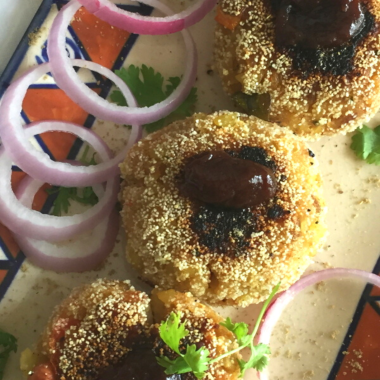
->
left=26, top=280, right=240, bottom=380
left=214, top=0, right=380, bottom=138
left=120, top=111, right=327, bottom=307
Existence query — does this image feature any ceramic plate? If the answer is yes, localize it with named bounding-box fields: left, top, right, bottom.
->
left=0, top=1, right=379, bottom=379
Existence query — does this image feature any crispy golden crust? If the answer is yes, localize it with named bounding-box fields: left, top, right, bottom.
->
left=32, top=280, right=240, bottom=380
left=120, top=111, right=327, bottom=307
left=214, top=0, right=380, bottom=138
left=39, top=280, right=151, bottom=380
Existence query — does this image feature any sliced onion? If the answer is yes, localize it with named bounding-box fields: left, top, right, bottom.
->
left=47, top=1, right=197, bottom=125
left=0, top=123, right=119, bottom=242
left=77, top=0, right=217, bottom=35
left=16, top=163, right=105, bottom=209
left=257, top=268, right=380, bottom=380
left=16, top=176, right=44, bottom=208
left=15, top=216, right=119, bottom=272
left=14, top=175, right=118, bottom=272
left=14, top=212, right=119, bottom=273
left=0, top=60, right=141, bottom=186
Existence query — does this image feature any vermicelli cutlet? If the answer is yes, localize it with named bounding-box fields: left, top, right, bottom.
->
left=25, top=280, right=241, bottom=380
left=120, top=111, right=327, bottom=307
left=214, top=0, right=380, bottom=138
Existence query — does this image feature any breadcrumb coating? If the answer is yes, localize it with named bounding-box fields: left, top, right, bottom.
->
left=214, top=0, right=380, bottom=138
left=31, top=280, right=240, bottom=380
left=40, top=280, right=150, bottom=380
left=120, top=111, right=327, bottom=307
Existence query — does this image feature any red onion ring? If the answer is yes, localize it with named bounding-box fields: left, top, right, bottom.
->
left=77, top=0, right=217, bottom=35
left=14, top=211, right=119, bottom=273
left=0, top=122, right=119, bottom=242
left=0, top=60, right=141, bottom=187
left=16, top=176, right=44, bottom=208
left=14, top=176, right=119, bottom=272
left=16, top=163, right=105, bottom=209
left=47, top=1, right=197, bottom=125
left=257, top=268, right=380, bottom=380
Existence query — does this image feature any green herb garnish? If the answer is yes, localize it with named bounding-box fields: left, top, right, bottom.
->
left=46, top=186, right=99, bottom=216
left=79, top=145, right=97, bottom=166
left=157, top=312, right=210, bottom=379
left=46, top=146, right=99, bottom=216
left=156, top=284, right=280, bottom=379
left=351, top=125, right=380, bottom=165
left=0, top=330, right=17, bottom=380
left=110, top=64, right=198, bottom=133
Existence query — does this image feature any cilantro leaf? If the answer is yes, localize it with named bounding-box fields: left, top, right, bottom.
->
left=219, top=317, right=236, bottom=332
left=78, top=187, right=99, bottom=206
left=110, top=65, right=197, bottom=133
left=183, top=345, right=210, bottom=379
left=110, top=65, right=165, bottom=108
left=45, top=146, right=99, bottom=216
left=166, top=77, right=198, bottom=118
left=157, top=313, right=211, bottom=378
left=157, top=313, right=211, bottom=379
left=165, top=76, right=181, bottom=96
left=159, top=312, right=189, bottom=356
left=156, top=355, right=176, bottom=369
left=109, top=89, right=127, bottom=107
left=46, top=186, right=99, bottom=216
left=139, top=64, right=166, bottom=106
left=220, top=317, right=249, bottom=343
left=157, top=356, right=192, bottom=375
left=0, top=330, right=17, bottom=380
left=238, top=344, right=271, bottom=376
left=46, top=187, right=77, bottom=216
left=351, top=125, right=380, bottom=165
left=158, top=345, right=211, bottom=379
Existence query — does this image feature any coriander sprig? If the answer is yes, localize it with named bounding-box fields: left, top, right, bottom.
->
left=46, top=186, right=99, bottom=216
left=46, top=146, right=99, bottom=216
left=156, top=284, right=280, bottom=379
left=110, top=64, right=198, bottom=133
left=217, top=283, right=280, bottom=376
left=157, top=312, right=210, bottom=379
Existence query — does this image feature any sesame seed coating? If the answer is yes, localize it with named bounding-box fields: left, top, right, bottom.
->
left=214, top=0, right=380, bottom=138
left=120, top=111, right=327, bottom=307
